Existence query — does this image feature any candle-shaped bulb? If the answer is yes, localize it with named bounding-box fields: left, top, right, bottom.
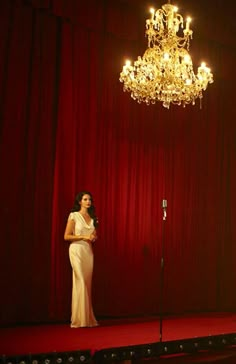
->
left=150, top=8, right=155, bottom=20
left=186, top=16, right=191, bottom=31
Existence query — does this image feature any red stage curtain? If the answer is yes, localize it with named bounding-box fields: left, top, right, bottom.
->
left=0, top=0, right=236, bottom=325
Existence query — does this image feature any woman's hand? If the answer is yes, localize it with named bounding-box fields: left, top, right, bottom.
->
left=89, top=232, right=97, bottom=243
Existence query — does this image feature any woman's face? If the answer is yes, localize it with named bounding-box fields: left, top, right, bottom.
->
left=79, top=194, right=92, bottom=209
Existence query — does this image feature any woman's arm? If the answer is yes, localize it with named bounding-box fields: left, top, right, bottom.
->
left=64, top=219, right=91, bottom=242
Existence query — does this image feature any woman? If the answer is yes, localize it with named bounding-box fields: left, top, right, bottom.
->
left=64, top=191, right=98, bottom=328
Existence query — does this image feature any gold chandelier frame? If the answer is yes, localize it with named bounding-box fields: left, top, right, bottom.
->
left=119, top=0, right=213, bottom=108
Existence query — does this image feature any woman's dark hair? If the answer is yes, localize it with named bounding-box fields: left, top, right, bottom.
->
left=71, top=191, right=99, bottom=227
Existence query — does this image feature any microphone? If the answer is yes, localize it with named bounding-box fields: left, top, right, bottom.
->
left=162, top=199, right=167, bottom=220
left=162, top=199, right=167, bottom=208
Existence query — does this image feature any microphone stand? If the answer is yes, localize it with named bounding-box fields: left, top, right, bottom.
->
left=159, top=199, right=167, bottom=343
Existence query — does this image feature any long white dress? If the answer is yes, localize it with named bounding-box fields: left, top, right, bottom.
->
left=68, top=211, right=98, bottom=328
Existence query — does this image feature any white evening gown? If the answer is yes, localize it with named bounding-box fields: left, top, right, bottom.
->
left=68, top=211, right=98, bottom=328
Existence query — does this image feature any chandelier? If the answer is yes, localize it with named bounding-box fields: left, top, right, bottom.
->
left=119, top=0, right=214, bottom=108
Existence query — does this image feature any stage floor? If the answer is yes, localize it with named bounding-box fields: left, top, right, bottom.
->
left=1, top=312, right=236, bottom=358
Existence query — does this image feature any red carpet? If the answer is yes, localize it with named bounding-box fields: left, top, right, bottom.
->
left=1, top=312, right=236, bottom=359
